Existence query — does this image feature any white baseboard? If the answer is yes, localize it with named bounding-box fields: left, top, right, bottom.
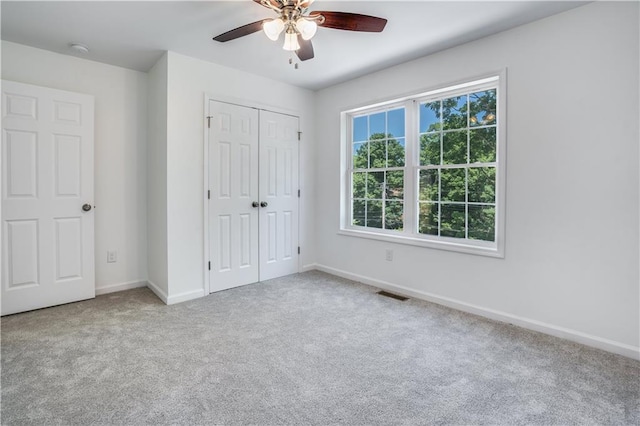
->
left=313, top=264, right=640, bottom=361
left=132, top=281, right=204, bottom=306
left=96, top=279, right=204, bottom=306
left=95, top=280, right=147, bottom=296
left=146, top=280, right=168, bottom=304
left=166, top=289, right=205, bottom=305
left=301, top=263, right=318, bottom=273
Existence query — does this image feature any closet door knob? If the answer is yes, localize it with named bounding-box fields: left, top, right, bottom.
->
left=252, top=201, right=259, bottom=208
left=260, top=201, right=268, bottom=208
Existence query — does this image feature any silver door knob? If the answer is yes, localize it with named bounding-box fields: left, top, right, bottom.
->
left=260, top=201, right=268, bottom=208
left=82, top=204, right=92, bottom=212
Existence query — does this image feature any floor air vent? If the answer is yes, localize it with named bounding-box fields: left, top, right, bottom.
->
left=377, top=290, right=409, bottom=301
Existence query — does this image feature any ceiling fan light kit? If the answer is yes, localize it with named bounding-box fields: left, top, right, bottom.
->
left=263, top=18, right=285, bottom=41
left=283, top=30, right=300, bottom=51
left=212, top=0, right=387, bottom=62
left=294, top=18, right=317, bottom=41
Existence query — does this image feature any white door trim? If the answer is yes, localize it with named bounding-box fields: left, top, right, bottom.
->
left=203, top=94, right=301, bottom=295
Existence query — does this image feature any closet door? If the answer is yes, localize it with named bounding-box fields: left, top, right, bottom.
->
left=258, top=110, right=299, bottom=281
left=209, top=101, right=260, bottom=291
left=208, top=101, right=299, bottom=292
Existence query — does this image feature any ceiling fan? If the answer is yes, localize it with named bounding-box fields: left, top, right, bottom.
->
left=212, top=0, right=388, bottom=62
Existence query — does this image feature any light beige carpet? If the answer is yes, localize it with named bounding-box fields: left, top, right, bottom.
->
left=2, top=271, right=638, bottom=424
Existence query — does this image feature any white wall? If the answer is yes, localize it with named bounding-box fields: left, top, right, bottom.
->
left=1, top=41, right=148, bottom=295
left=314, top=2, right=639, bottom=357
left=164, top=52, right=316, bottom=303
left=146, top=53, right=169, bottom=299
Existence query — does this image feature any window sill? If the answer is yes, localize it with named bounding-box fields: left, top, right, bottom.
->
left=338, top=228, right=504, bottom=258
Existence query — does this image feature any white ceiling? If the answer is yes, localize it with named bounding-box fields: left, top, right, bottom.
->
left=1, top=1, right=585, bottom=91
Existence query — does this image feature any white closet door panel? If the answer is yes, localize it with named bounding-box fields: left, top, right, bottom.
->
left=209, top=101, right=259, bottom=292
left=259, top=110, right=299, bottom=281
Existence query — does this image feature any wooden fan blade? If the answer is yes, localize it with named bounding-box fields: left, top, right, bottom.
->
left=311, top=11, right=387, bottom=32
left=213, top=20, right=266, bottom=42
left=296, top=37, right=314, bottom=61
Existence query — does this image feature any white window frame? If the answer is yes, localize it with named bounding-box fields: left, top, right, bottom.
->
left=339, top=72, right=507, bottom=258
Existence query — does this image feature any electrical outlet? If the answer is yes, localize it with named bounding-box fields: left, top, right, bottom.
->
left=107, top=250, right=117, bottom=263
left=385, top=249, right=394, bottom=261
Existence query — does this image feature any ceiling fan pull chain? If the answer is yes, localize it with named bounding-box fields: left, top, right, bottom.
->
left=287, top=52, right=299, bottom=70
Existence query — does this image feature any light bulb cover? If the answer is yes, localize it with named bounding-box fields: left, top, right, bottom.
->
left=283, top=31, right=300, bottom=51
left=263, top=18, right=285, bottom=41
left=295, top=18, right=317, bottom=40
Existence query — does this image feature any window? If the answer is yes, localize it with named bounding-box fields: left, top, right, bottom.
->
left=352, top=107, right=406, bottom=230
left=342, top=75, right=505, bottom=257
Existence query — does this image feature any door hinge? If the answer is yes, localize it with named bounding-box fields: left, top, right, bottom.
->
left=206, top=116, right=212, bottom=128
left=297, top=131, right=302, bottom=141
left=298, top=246, right=300, bottom=255
left=208, top=190, right=210, bottom=200
left=208, top=261, right=211, bottom=270
left=298, top=189, right=300, bottom=198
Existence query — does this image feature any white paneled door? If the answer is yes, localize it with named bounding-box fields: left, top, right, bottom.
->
left=2, top=80, right=95, bottom=315
left=258, top=110, right=299, bottom=281
left=209, top=101, right=260, bottom=291
left=208, top=100, right=299, bottom=292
